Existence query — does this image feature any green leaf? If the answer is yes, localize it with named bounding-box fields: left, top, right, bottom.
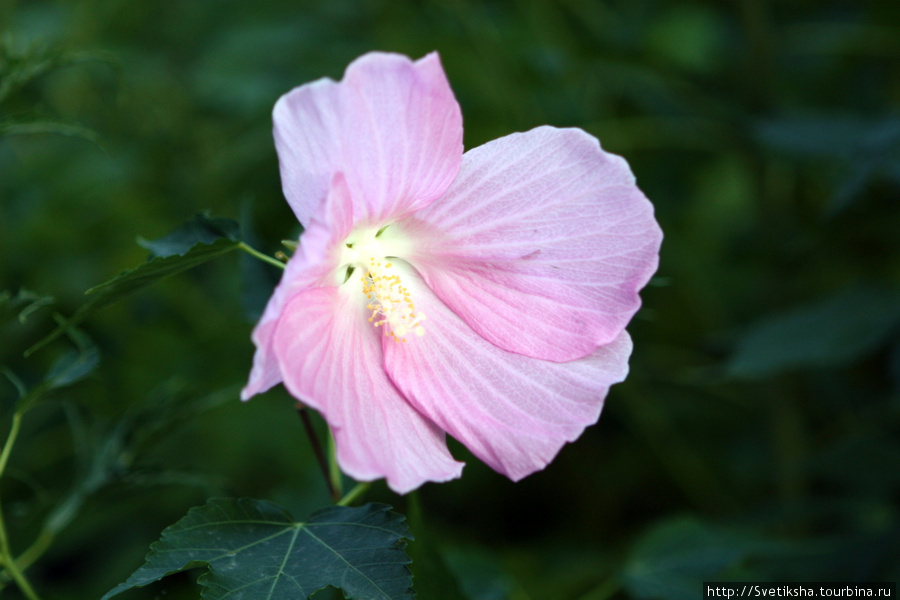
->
left=137, top=213, right=240, bottom=258
left=102, top=499, right=415, bottom=600
left=84, top=238, right=238, bottom=301
left=4, top=327, right=99, bottom=412
left=25, top=214, right=241, bottom=356
left=43, top=345, right=99, bottom=392
left=726, top=286, right=900, bottom=379
left=622, top=517, right=752, bottom=600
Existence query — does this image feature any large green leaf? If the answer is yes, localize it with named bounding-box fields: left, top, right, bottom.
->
left=25, top=214, right=241, bottom=356
left=102, top=499, right=415, bottom=600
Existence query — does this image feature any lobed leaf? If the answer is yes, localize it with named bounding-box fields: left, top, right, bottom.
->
left=102, top=499, right=415, bottom=600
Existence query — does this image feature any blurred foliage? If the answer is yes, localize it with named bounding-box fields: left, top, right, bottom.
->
left=1, top=0, right=899, bottom=598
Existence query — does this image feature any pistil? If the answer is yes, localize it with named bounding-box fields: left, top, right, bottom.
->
left=340, top=226, right=425, bottom=342
left=361, top=258, right=425, bottom=342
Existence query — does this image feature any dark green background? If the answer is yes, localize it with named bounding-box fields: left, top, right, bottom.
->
left=2, top=0, right=899, bottom=598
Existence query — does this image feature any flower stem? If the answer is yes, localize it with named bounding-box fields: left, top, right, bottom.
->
left=296, top=406, right=338, bottom=502
left=237, top=242, right=286, bottom=270
left=327, top=429, right=343, bottom=500
left=336, top=483, right=370, bottom=507
left=0, top=411, right=42, bottom=600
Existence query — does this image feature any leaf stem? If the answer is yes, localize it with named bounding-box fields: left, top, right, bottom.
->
left=0, top=411, right=42, bottom=600
left=296, top=407, right=338, bottom=502
left=0, top=414, right=21, bottom=480
left=237, top=242, right=286, bottom=270
left=336, top=483, right=370, bottom=507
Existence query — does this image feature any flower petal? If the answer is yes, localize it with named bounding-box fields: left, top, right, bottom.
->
left=400, top=126, right=661, bottom=362
left=273, top=52, right=463, bottom=228
left=242, top=173, right=356, bottom=400
left=272, top=284, right=463, bottom=494
left=273, top=77, right=341, bottom=228
left=382, top=266, right=632, bottom=482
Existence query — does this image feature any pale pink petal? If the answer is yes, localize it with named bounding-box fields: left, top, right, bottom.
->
left=273, top=77, right=342, bottom=227
left=242, top=174, right=356, bottom=400
left=399, top=126, right=661, bottom=362
left=340, top=52, right=463, bottom=222
left=272, top=284, right=463, bottom=494
left=241, top=278, right=294, bottom=400
left=382, top=266, right=633, bottom=481
left=273, top=52, right=463, bottom=228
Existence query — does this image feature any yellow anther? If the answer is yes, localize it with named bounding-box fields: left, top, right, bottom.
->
left=360, top=262, right=426, bottom=342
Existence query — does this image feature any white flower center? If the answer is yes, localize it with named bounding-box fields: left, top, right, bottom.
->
left=340, top=226, right=425, bottom=342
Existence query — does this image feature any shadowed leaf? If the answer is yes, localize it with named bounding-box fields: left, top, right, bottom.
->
left=102, top=499, right=415, bottom=600
left=25, top=214, right=241, bottom=356
left=622, top=518, right=752, bottom=600
left=726, top=286, right=900, bottom=379
left=137, top=213, right=240, bottom=258
left=8, top=327, right=99, bottom=411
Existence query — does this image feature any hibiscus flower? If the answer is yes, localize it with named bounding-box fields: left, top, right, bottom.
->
left=243, top=51, right=662, bottom=493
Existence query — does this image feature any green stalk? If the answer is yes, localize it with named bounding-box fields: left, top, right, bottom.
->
left=0, top=411, right=41, bottom=600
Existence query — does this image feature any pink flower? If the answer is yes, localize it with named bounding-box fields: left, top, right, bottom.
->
left=243, top=52, right=662, bottom=493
